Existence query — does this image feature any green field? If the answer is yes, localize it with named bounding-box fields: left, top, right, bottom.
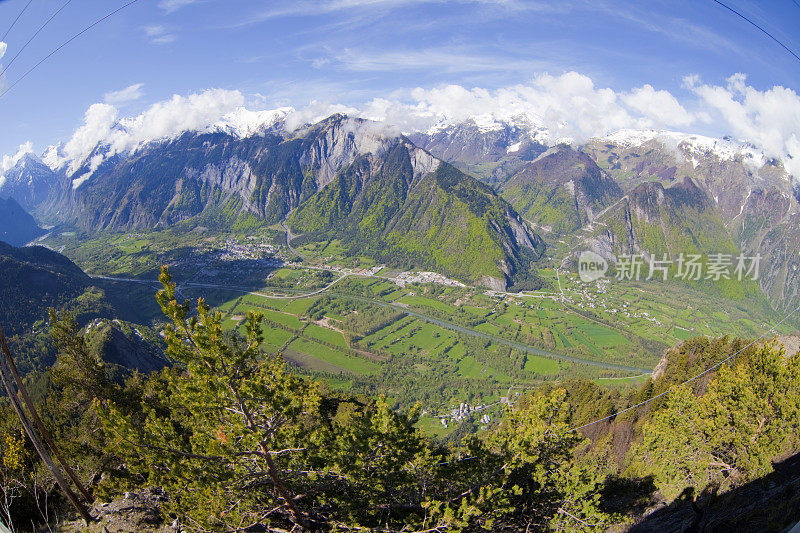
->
left=43, top=227, right=799, bottom=428
left=304, top=323, right=349, bottom=348
left=286, top=338, right=378, bottom=375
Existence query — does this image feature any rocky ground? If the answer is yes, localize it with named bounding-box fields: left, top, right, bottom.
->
left=52, top=487, right=175, bottom=533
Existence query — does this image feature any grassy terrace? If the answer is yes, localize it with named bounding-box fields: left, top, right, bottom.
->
left=200, top=267, right=792, bottom=423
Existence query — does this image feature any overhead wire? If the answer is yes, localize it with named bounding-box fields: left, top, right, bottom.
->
left=0, top=0, right=72, bottom=80
left=436, top=300, right=800, bottom=465
left=711, top=0, right=800, bottom=63
left=569, top=300, right=800, bottom=432
left=1, top=0, right=34, bottom=42
left=0, top=0, right=138, bottom=99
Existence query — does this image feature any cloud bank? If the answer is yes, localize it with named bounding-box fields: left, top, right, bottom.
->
left=358, top=73, right=714, bottom=142
left=686, top=74, right=800, bottom=178
left=21, top=72, right=800, bottom=187
left=44, top=89, right=247, bottom=175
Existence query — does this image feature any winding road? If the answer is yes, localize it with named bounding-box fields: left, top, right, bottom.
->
left=280, top=216, right=304, bottom=260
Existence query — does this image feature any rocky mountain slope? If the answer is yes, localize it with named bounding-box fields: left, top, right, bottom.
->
left=0, top=152, right=59, bottom=214
left=408, top=118, right=548, bottom=164
left=408, top=119, right=548, bottom=185
left=33, top=115, right=544, bottom=289
left=289, top=142, right=545, bottom=289
left=414, top=119, right=798, bottom=310
left=6, top=111, right=797, bottom=304
left=566, top=176, right=764, bottom=303
left=497, top=145, right=623, bottom=238
left=582, top=130, right=799, bottom=310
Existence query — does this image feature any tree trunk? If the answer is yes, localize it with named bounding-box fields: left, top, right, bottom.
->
left=0, top=322, right=93, bottom=523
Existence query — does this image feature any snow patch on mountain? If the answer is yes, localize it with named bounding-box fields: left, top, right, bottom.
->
left=0, top=142, right=35, bottom=187
left=210, top=106, right=294, bottom=138
left=600, top=129, right=770, bottom=172
left=424, top=113, right=555, bottom=144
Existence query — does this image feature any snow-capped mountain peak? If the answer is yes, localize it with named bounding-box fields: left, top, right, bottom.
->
left=209, top=106, right=294, bottom=138
left=599, top=129, right=770, bottom=171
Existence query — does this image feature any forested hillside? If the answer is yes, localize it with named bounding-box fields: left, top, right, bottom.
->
left=0, top=242, right=93, bottom=336
left=0, top=198, right=45, bottom=247
left=1, top=273, right=798, bottom=532
left=290, top=153, right=545, bottom=289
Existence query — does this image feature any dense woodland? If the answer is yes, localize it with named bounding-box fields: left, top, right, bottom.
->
left=0, top=268, right=798, bottom=531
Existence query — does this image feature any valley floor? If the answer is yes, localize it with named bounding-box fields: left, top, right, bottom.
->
left=37, top=225, right=797, bottom=438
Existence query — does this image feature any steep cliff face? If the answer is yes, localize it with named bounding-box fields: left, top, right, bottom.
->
left=51, top=116, right=429, bottom=231
left=45, top=115, right=544, bottom=289
left=289, top=141, right=545, bottom=289
left=568, top=178, right=739, bottom=279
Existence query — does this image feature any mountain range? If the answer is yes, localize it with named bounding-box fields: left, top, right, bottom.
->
left=1, top=112, right=797, bottom=304
left=413, top=119, right=799, bottom=309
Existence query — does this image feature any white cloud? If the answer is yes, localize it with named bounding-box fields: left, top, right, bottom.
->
left=621, top=84, right=702, bottom=128
left=46, top=89, right=246, bottom=177
left=103, top=83, right=145, bottom=105
left=358, top=72, right=663, bottom=142
left=688, top=74, right=800, bottom=178
left=0, top=142, right=34, bottom=188
left=158, top=0, right=202, bottom=13
left=282, top=101, right=358, bottom=132
left=36, top=72, right=800, bottom=188
left=0, top=41, right=7, bottom=61
left=41, top=89, right=366, bottom=182
left=48, top=103, right=118, bottom=175
left=144, top=25, right=177, bottom=45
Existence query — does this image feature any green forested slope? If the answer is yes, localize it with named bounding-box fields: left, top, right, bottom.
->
left=291, top=148, right=545, bottom=288
left=499, top=145, right=623, bottom=236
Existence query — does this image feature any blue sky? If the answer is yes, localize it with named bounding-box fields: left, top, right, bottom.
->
left=1, top=0, right=799, bottom=161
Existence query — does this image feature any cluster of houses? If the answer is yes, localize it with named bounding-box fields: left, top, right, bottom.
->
left=439, top=402, right=491, bottom=428
left=219, top=237, right=281, bottom=262
left=394, top=271, right=466, bottom=288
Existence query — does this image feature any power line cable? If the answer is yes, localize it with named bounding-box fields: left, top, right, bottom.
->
left=569, top=300, right=800, bottom=432
left=0, top=0, right=138, bottom=99
left=1, top=0, right=34, bottom=42
left=711, top=0, right=800, bottom=63
left=0, top=0, right=71, bottom=80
